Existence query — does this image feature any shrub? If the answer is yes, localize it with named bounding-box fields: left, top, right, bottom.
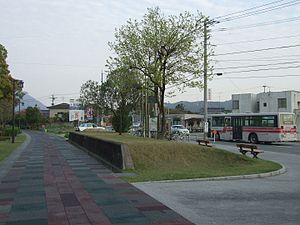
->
left=0, top=127, right=20, bottom=137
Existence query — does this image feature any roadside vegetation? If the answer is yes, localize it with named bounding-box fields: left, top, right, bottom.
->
left=46, top=122, right=74, bottom=138
left=0, top=133, right=26, bottom=162
left=82, top=131, right=282, bottom=182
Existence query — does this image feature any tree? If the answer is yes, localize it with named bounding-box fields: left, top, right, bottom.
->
left=0, top=44, right=13, bottom=128
left=109, top=8, right=212, bottom=138
left=175, top=103, right=185, bottom=112
left=0, top=99, right=12, bottom=127
left=79, top=80, right=102, bottom=108
left=25, top=106, right=41, bottom=129
left=102, top=66, right=142, bottom=134
left=79, top=80, right=103, bottom=121
left=0, top=44, right=12, bottom=101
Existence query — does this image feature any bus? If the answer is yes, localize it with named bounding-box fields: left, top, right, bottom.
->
left=210, top=112, right=297, bottom=143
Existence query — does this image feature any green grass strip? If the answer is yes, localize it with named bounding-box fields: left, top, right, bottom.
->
left=79, top=131, right=282, bottom=182
left=0, top=134, right=26, bottom=162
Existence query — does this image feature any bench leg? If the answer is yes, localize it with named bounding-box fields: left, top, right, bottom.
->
left=252, top=152, right=258, bottom=159
left=240, top=149, right=247, bottom=155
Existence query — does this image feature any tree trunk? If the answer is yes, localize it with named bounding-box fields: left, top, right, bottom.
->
left=154, top=86, right=160, bottom=138
left=160, top=87, right=166, bottom=139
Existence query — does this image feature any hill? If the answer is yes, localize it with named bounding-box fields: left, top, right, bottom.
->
left=166, top=100, right=232, bottom=113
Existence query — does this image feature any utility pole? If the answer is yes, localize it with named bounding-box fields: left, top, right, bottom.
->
left=144, top=74, right=148, bottom=138
left=99, top=70, right=104, bottom=125
left=51, top=94, right=56, bottom=106
left=12, top=81, right=16, bottom=143
left=101, top=70, right=104, bottom=84
left=263, top=85, right=267, bottom=93
left=11, top=79, right=23, bottom=143
left=203, top=18, right=208, bottom=140
left=18, top=100, right=21, bottom=129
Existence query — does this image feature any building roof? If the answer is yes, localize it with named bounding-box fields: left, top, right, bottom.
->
left=47, top=103, right=70, bottom=109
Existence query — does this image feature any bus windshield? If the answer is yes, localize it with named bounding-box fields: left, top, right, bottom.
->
left=280, top=114, right=294, bottom=125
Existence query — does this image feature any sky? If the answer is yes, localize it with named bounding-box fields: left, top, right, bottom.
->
left=1, top=0, right=300, bottom=106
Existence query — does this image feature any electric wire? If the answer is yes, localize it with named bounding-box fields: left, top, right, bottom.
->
left=214, top=60, right=300, bottom=70
left=222, top=64, right=300, bottom=74
left=214, top=0, right=285, bottom=20
left=215, top=16, right=300, bottom=32
left=215, top=54, right=300, bottom=62
left=214, top=34, right=300, bottom=46
left=217, top=0, right=300, bottom=22
left=214, top=44, right=300, bottom=56
left=220, top=74, right=300, bottom=79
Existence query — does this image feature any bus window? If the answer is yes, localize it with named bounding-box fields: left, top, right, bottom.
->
left=212, top=117, right=224, bottom=126
left=280, top=114, right=294, bottom=125
left=224, top=118, right=231, bottom=126
left=248, top=116, right=261, bottom=126
left=262, top=116, right=276, bottom=127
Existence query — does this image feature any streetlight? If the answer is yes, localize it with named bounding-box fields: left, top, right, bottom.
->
left=12, top=79, right=24, bottom=143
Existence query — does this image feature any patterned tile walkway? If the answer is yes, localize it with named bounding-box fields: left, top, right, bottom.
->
left=0, top=131, right=194, bottom=225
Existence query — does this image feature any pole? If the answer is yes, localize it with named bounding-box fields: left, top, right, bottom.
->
left=18, top=100, right=21, bottom=129
left=12, top=80, right=16, bottom=143
left=203, top=19, right=208, bottom=141
left=144, top=75, right=148, bottom=138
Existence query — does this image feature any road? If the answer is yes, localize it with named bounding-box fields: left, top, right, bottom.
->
left=134, top=141, right=300, bottom=225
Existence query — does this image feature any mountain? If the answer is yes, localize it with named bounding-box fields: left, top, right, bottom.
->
left=166, top=100, right=232, bottom=113
left=15, top=92, right=48, bottom=112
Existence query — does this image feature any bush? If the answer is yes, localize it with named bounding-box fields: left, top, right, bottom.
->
left=0, top=127, right=21, bottom=137
left=112, top=110, right=132, bottom=133
left=64, top=133, right=69, bottom=139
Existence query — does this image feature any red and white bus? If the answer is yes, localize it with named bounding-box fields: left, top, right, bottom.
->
left=210, top=112, right=297, bottom=143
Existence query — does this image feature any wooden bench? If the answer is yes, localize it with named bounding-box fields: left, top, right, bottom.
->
left=196, top=139, right=212, bottom=147
left=236, top=144, right=264, bottom=158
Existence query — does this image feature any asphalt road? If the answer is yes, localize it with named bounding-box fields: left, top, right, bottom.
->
left=134, top=141, right=300, bottom=225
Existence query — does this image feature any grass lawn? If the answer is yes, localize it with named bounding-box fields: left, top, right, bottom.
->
left=0, top=134, right=26, bottom=162
left=81, top=131, right=282, bottom=182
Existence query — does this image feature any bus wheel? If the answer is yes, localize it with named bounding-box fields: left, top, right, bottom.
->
left=249, top=133, right=258, bottom=143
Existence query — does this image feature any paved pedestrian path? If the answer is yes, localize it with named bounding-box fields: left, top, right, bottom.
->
left=0, top=131, right=193, bottom=225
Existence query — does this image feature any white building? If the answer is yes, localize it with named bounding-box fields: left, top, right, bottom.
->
left=232, top=90, right=300, bottom=140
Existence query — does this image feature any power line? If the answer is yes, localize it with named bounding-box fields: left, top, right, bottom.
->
left=214, top=44, right=300, bottom=56
left=214, top=0, right=285, bottom=20
left=214, top=34, right=300, bottom=46
left=222, top=64, right=300, bottom=74
left=8, top=61, right=99, bottom=68
left=216, top=16, right=300, bottom=32
left=220, top=74, right=300, bottom=79
left=214, top=60, right=300, bottom=70
left=217, top=0, right=300, bottom=22
left=215, top=54, right=300, bottom=62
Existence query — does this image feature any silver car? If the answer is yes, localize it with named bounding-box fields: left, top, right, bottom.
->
left=171, top=125, right=190, bottom=135
left=76, top=123, right=105, bottom=132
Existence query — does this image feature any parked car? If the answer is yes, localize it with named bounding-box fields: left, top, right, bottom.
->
left=76, top=123, right=105, bottom=132
left=171, top=125, right=190, bottom=135
left=105, top=126, right=115, bottom=132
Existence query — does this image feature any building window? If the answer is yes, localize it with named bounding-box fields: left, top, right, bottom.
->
left=297, top=101, right=300, bottom=109
left=278, top=98, right=287, bottom=109
left=232, top=100, right=239, bottom=110
left=263, top=103, right=267, bottom=107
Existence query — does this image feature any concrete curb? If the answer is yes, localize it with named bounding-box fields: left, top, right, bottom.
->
left=134, top=164, right=287, bottom=184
